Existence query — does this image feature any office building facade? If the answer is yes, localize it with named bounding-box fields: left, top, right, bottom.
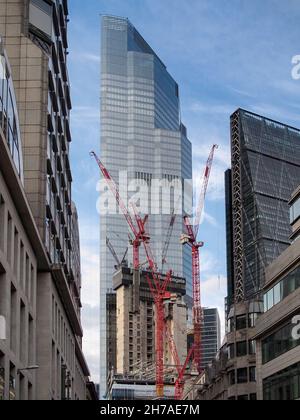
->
left=226, top=109, right=300, bottom=305
left=100, top=15, right=192, bottom=396
left=255, top=186, right=300, bottom=400
left=0, top=1, right=90, bottom=399
left=201, top=308, right=221, bottom=370
left=225, top=109, right=300, bottom=400
left=0, top=41, right=44, bottom=400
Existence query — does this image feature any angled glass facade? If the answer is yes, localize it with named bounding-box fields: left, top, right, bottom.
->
left=0, top=46, right=23, bottom=180
left=226, top=109, right=300, bottom=304
left=100, top=16, right=192, bottom=397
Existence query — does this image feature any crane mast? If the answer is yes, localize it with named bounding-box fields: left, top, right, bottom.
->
left=181, top=145, right=218, bottom=374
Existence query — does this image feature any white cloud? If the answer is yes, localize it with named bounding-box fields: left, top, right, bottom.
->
left=71, top=106, right=100, bottom=124
left=70, top=51, right=101, bottom=64
left=190, top=102, right=235, bottom=116
left=250, top=103, right=300, bottom=125
left=81, top=244, right=99, bottom=308
left=192, top=142, right=231, bottom=202
left=202, top=274, right=227, bottom=340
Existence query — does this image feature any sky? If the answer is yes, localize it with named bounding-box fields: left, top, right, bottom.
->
left=66, top=0, right=300, bottom=383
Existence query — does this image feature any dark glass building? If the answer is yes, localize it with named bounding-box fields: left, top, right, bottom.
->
left=201, top=308, right=221, bottom=370
left=226, top=109, right=300, bottom=305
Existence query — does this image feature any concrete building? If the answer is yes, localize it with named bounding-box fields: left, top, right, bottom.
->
left=254, top=186, right=300, bottom=400
left=112, top=267, right=187, bottom=377
left=187, top=344, right=230, bottom=401
left=0, top=1, right=91, bottom=399
left=0, top=42, right=49, bottom=400
left=163, top=294, right=187, bottom=370
left=201, top=308, right=221, bottom=370
left=100, top=15, right=193, bottom=396
left=224, top=109, right=300, bottom=400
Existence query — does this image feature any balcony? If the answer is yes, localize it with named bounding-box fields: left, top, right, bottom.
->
left=47, top=112, right=54, bottom=134
left=65, top=119, right=71, bottom=143
left=52, top=44, right=60, bottom=74
left=61, top=134, right=67, bottom=152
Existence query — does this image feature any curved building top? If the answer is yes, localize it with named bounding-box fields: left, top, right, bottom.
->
left=0, top=37, right=24, bottom=182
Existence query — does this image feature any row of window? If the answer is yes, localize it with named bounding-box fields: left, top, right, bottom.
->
left=228, top=394, right=257, bottom=401
left=228, top=367, right=256, bottom=385
left=263, top=362, right=300, bottom=400
left=52, top=295, right=75, bottom=372
left=262, top=320, right=300, bottom=365
left=0, top=355, right=33, bottom=400
left=228, top=340, right=256, bottom=359
left=264, top=265, right=300, bottom=312
left=0, top=197, right=36, bottom=306
left=0, top=53, right=23, bottom=178
left=228, top=313, right=259, bottom=332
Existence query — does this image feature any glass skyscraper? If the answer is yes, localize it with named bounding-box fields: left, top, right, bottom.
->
left=100, top=16, right=192, bottom=397
left=226, top=109, right=300, bottom=305
left=201, top=308, right=221, bottom=370
left=224, top=109, right=300, bottom=400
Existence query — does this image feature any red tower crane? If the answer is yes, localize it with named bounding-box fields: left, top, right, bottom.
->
left=91, top=151, right=170, bottom=398
left=180, top=145, right=218, bottom=374
left=90, top=151, right=149, bottom=270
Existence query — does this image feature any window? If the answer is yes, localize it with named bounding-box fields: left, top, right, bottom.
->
left=249, top=367, right=256, bottom=383
left=237, top=368, right=248, bottom=384
left=290, top=196, right=300, bottom=224
left=228, top=344, right=235, bottom=359
left=237, top=395, right=249, bottom=401
left=262, top=320, right=300, bottom=364
left=250, top=394, right=257, bottom=401
left=273, top=282, right=282, bottom=306
left=248, top=313, right=259, bottom=328
left=228, top=317, right=235, bottom=333
left=264, top=266, right=300, bottom=312
left=236, top=341, right=247, bottom=357
left=264, top=362, right=300, bottom=400
left=236, top=315, right=247, bottom=330
left=29, top=0, right=53, bottom=40
left=249, top=340, right=256, bottom=355
left=229, top=370, right=236, bottom=386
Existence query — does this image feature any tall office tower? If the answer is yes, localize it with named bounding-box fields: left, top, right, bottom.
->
left=100, top=16, right=192, bottom=397
left=201, top=308, right=221, bottom=370
left=225, top=109, right=300, bottom=400
left=226, top=109, right=300, bottom=305
left=0, top=0, right=90, bottom=399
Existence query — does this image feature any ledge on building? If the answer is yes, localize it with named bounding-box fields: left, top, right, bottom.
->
left=51, top=264, right=83, bottom=337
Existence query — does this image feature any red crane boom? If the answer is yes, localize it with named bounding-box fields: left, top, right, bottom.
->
left=90, top=151, right=149, bottom=269
left=165, top=324, right=195, bottom=400
left=181, top=145, right=218, bottom=374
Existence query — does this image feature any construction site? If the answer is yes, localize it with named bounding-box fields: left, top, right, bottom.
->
left=91, top=145, right=218, bottom=400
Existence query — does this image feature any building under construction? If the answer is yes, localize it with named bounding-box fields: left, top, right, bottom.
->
left=92, top=142, right=218, bottom=399
left=107, top=267, right=187, bottom=382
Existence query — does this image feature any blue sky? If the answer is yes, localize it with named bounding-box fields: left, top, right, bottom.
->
left=66, top=0, right=300, bottom=381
